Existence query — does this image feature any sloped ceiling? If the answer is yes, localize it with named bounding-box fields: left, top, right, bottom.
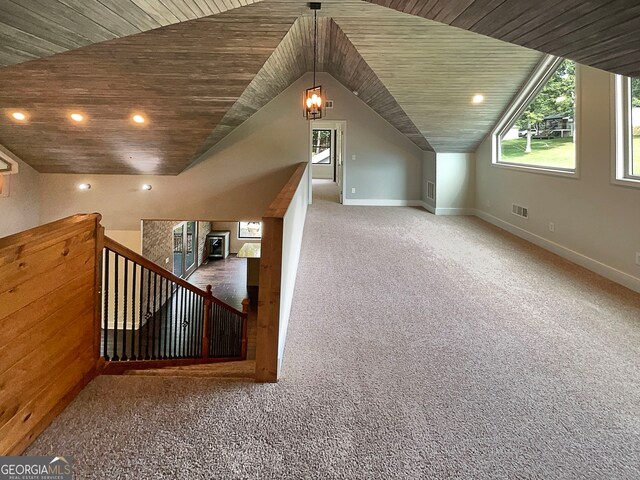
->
left=0, top=0, right=558, bottom=174
left=335, top=12, right=543, bottom=152
left=0, top=3, right=296, bottom=174
left=0, top=0, right=263, bottom=68
left=364, top=0, right=640, bottom=77
left=194, top=15, right=433, bottom=158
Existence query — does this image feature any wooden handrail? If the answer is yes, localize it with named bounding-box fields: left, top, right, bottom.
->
left=104, top=236, right=246, bottom=317
left=263, top=162, right=308, bottom=218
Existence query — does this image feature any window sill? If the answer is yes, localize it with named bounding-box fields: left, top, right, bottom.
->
left=611, top=176, right=640, bottom=189
left=492, top=161, right=578, bottom=179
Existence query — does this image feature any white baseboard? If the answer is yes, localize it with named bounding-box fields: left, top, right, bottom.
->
left=435, top=208, right=476, bottom=216
left=475, top=209, right=640, bottom=294
left=420, top=201, right=436, bottom=214
left=343, top=199, right=425, bottom=207
left=342, top=199, right=475, bottom=216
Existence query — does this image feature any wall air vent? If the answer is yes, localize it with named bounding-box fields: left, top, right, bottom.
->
left=426, top=181, right=435, bottom=201
left=512, top=203, right=529, bottom=219
left=325, top=100, right=334, bottom=109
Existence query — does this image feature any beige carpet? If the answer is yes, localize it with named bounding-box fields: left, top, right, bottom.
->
left=27, top=180, right=640, bottom=479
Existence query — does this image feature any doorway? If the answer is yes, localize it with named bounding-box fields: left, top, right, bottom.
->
left=173, top=221, right=198, bottom=279
left=309, top=120, right=346, bottom=204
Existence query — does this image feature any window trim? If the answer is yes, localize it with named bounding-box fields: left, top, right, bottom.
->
left=611, top=75, right=640, bottom=189
left=491, top=55, right=580, bottom=178
left=238, top=221, right=262, bottom=240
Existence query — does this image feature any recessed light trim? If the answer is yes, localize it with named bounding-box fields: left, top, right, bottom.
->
left=11, top=111, right=27, bottom=121
left=78, top=183, right=91, bottom=190
left=141, top=184, right=152, bottom=191
left=70, top=113, right=84, bottom=122
left=132, top=114, right=146, bottom=124
left=472, top=94, right=485, bottom=104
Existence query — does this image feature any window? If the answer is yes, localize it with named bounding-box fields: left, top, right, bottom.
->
left=239, top=221, right=262, bottom=239
left=493, top=57, right=577, bottom=175
left=312, top=129, right=332, bottom=164
left=613, top=75, right=640, bottom=186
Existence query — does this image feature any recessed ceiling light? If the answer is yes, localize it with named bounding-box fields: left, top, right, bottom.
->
left=472, top=94, right=485, bottom=104
left=132, top=114, right=146, bottom=124
left=11, top=111, right=27, bottom=121
left=78, top=183, right=91, bottom=190
left=70, top=113, right=84, bottom=122
left=141, top=184, right=152, bottom=191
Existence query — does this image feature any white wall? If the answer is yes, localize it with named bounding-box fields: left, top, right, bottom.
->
left=421, top=151, right=437, bottom=211
left=436, top=153, right=475, bottom=214
left=316, top=73, right=425, bottom=203
left=475, top=65, right=640, bottom=291
left=277, top=166, right=309, bottom=376
left=0, top=151, right=40, bottom=238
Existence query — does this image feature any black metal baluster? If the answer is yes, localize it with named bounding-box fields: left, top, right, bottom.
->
left=175, top=285, right=184, bottom=358
left=163, top=277, right=169, bottom=359
left=226, top=309, right=231, bottom=357
left=157, top=276, right=164, bottom=360
left=168, top=282, right=174, bottom=359
left=193, top=294, right=199, bottom=357
left=103, top=249, right=110, bottom=361
left=138, top=266, right=145, bottom=360
left=176, top=287, right=187, bottom=358
left=151, top=273, right=158, bottom=359
left=198, top=297, right=208, bottom=355
left=186, top=291, right=192, bottom=358
left=236, top=312, right=240, bottom=356
left=145, top=269, right=151, bottom=360
left=112, top=253, right=120, bottom=361
left=189, top=291, right=196, bottom=357
left=122, top=258, right=129, bottom=361
left=213, top=303, right=219, bottom=358
left=130, top=264, right=137, bottom=360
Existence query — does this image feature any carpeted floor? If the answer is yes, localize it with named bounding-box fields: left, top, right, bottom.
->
left=27, top=180, right=640, bottom=479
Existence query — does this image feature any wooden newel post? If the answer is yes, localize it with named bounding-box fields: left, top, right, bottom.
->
left=241, top=298, right=250, bottom=359
left=201, top=285, right=212, bottom=359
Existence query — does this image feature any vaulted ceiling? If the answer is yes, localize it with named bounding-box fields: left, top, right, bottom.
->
left=0, top=0, right=263, bottom=67
left=364, top=0, right=640, bottom=77
left=0, top=0, right=637, bottom=174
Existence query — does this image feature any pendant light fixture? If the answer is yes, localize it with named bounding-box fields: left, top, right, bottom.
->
left=304, top=2, right=323, bottom=120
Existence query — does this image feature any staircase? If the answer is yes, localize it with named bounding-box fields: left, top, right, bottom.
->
left=100, top=235, right=250, bottom=375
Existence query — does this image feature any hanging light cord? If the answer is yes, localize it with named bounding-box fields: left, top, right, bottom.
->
left=313, top=8, right=317, bottom=88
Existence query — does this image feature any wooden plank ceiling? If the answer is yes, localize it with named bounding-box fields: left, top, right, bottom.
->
left=364, top=0, right=640, bottom=77
left=0, top=3, right=296, bottom=174
left=194, top=14, right=433, bottom=159
left=335, top=10, right=543, bottom=153
left=0, top=0, right=262, bottom=68
left=0, top=0, right=554, bottom=173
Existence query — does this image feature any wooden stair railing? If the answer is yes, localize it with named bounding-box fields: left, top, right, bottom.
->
left=101, top=236, right=248, bottom=373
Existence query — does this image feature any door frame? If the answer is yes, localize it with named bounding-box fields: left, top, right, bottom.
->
left=172, top=221, right=198, bottom=279
left=308, top=120, right=347, bottom=205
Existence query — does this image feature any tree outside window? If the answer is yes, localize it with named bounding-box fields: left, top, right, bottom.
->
left=312, top=129, right=332, bottom=164
left=500, top=59, right=577, bottom=171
